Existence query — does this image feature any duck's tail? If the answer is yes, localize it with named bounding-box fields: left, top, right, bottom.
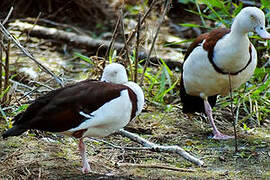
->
left=2, top=125, right=27, bottom=139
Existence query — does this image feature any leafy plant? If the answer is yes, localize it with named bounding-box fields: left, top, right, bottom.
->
left=139, top=59, right=178, bottom=104
left=74, top=52, right=94, bottom=65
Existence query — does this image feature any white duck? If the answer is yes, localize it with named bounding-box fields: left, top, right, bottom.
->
left=180, top=7, right=270, bottom=139
left=3, top=63, right=144, bottom=173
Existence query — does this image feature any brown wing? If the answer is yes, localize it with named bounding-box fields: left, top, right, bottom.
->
left=184, top=28, right=231, bottom=61
left=203, top=28, right=231, bottom=51
left=184, top=33, right=209, bottom=61
left=13, top=80, right=129, bottom=132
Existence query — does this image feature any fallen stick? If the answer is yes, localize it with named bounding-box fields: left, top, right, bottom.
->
left=116, top=163, right=196, bottom=172
left=118, top=129, right=204, bottom=166
left=10, top=21, right=183, bottom=69
left=10, top=21, right=125, bottom=51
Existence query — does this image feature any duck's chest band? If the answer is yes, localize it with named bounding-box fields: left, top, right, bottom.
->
left=207, top=44, right=252, bottom=75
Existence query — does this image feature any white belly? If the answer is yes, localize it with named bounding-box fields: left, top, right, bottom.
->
left=67, top=90, right=132, bottom=137
left=183, top=45, right=257, bottom=97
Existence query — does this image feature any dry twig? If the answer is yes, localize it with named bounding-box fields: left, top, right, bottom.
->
left=119, top=0, right=159, bottom=55
left=0, top=6, right=13, bottom=103
left=23, top=18, right=87, bottom=35
left=119, top=9, right=133, bottom=80
left=26, top=12, right=42, bottom=42
left=134, top=14, right=141, bottom=83
left=116, top=163, right=196, bottom=172
left=118, top=129, right=204, bottom=166
left=228, top=74, right=238, bottom=152
left=105, top=13, right=121, bottom=60
left=0, top=38, right=2, bottom=94
left=89, top=138, right=151, bottom=151
left=2, top=40, right=10, bottom=103
left=2, top=7, right=13, bottom=25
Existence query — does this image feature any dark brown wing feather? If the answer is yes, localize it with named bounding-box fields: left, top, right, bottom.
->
left=13, top=80, right=129, bottom=132
left=203, top=28, right=231, bottom=51
left=180, top=28, right=230, bottom=113
left=184, top=33, right=209, bottom=61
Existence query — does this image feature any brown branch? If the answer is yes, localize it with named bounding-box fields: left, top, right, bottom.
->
left=0, top=36, right=2, bottom=96
left=228, top=74, right=238, bottom=152
left=26, top=12, right=42, bottom=42
left=0, top=41, right=7, bottom=52
left=24, top=18, right=87, bottom=35
left=119, top=9, right=133, bottom=80
left=2, top=37, right=10, bottom=104
left=88, top=138, right=151, bottom=151
left=3, top=40, right=10, bottom=92
left=116, top=163, right=196, bottom=172
left=105, top=13, right=121, bottom=60
left=134, top=14, right=141, bottom=83
left=11, top=21, right=124, bottom=52
left=119, top=0, right=159, bottom=55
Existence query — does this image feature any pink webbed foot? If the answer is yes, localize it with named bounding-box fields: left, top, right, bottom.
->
left=212, top=132, right=234, bottom=140
left=203, top=99, right=234, bottom=140
left=79, top=138, right=91, bottom=173
left=82, top=161, right=91, bottom=174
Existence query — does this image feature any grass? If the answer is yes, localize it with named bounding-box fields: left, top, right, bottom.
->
left=0, top=109, right=269, bottom=179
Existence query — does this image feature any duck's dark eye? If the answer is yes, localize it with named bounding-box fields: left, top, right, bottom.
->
left=260, top=27, right=263, bottom=30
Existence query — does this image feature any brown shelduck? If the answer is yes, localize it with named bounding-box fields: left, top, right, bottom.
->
left=2, top=63, right=144, bottom=173
left=180, top=7, right=270, bottom=139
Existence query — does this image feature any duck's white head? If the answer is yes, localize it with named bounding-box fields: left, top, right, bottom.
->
left=232, top=7, right=270, bottom=39
left=101, top=63, right=128, bottom=84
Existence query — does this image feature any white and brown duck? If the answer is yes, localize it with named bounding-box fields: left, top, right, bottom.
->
left=2, top=63, right=144, bottom=173
left=180, top=7, right=270, bottom=139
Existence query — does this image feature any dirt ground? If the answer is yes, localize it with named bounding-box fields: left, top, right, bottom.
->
left=0, top=107, right=269, bottom=179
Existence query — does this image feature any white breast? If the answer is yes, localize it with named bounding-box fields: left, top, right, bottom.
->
left=214, top=34, right=250, bottom=73
left=183, top=43, right=257, bottom=97
left=67, top=89, right=132, bottom=137
left=124, top=81, right=144, bottom=116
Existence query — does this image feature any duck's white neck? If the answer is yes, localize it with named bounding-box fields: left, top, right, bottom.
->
left=229, top=19, right=250, bottom=46
left=214, top=22, right=250, bottom=73
left=227, top=30, right=250, bottom=50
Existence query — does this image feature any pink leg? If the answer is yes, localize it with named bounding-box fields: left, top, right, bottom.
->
left=79, top=138, right=91, bottom=173
left=204, top=99, right=234, bottom=140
